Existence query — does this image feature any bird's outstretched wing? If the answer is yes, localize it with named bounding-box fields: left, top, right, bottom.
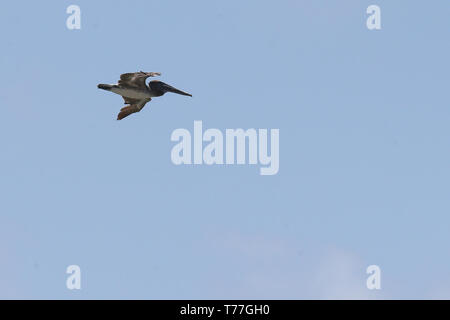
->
left=118, top=71, right=161, bottom=88
left=117, top=98, right=151, bottom=120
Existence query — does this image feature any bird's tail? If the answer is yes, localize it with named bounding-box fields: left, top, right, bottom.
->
left=97, top=84, right=113, bottom=91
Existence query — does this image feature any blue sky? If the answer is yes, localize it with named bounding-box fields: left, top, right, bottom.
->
left=0, top=0, right=449, bottom=299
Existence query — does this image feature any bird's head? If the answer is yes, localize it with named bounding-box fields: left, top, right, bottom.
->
left=149, top=80, right=192, bottom=97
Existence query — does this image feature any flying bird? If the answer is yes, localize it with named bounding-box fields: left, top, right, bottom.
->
left=97, top=71, right=192, bottom=120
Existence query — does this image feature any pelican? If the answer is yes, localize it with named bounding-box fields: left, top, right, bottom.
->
left=97, top=71, right=192, bottom=120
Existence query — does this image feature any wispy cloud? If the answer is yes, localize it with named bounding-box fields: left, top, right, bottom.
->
left=209, top=231, right=384, bottom=299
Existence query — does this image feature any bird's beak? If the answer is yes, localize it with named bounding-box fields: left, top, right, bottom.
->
left=162, top=83, right=192, bottom=97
